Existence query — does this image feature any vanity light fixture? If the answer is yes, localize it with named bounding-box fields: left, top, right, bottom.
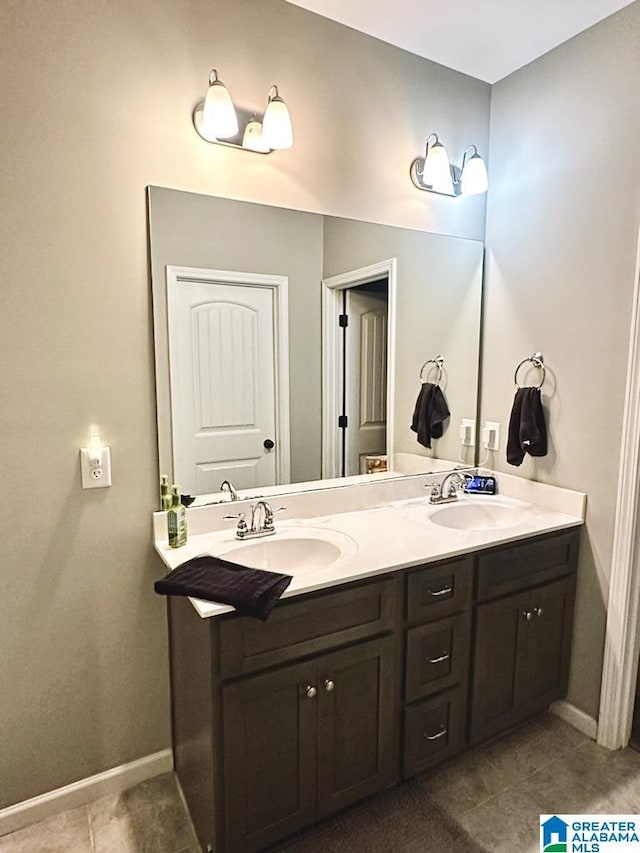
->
left=193, top=68, right=293, bottom=154
left=410, top=134, right=488, bottom=197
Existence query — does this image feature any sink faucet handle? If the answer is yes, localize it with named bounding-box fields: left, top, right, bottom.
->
left=223, top=512, right=248, bottom=537
left=264, top=505, right=286, bottom=530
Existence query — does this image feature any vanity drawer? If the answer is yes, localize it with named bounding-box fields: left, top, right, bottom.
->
left=405, top=611, right=471, bottom=703
left=476, top=529, right=579, bottom=603
left=406, top=558, right=472, bottom=623
left=218, top=577, right=398, bottom=678
left=403, top=686, right=466, bottom=778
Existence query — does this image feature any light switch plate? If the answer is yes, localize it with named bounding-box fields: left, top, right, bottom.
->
left=483, top=421, right=501, bottom=451
left=459, top=419, right=475, bottom=447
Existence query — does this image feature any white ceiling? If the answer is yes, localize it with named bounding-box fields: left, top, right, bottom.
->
left=284, top=0, right=636, bottom=82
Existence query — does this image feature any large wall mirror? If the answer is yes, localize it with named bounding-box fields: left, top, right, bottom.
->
left=148, top=186, right=484, bottom=497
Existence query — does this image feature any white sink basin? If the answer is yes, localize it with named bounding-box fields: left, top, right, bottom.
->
left=216, top=527, right=358, bottom=574
left=428, top=500, right=525, bottom=531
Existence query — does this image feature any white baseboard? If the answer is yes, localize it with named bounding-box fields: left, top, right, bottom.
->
left=551, top=700, right=598, bottom=741
left=0, top=749, right=173, bottom=839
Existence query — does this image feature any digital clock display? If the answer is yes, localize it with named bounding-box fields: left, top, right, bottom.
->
left=463, top=475, right=497, bottom=495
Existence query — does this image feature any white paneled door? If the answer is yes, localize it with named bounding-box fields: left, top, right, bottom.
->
left=167, top=271, right=289, bottom=495
left=345, top=288, right=388, bottom=476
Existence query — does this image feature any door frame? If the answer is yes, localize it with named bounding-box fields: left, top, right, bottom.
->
left=598, top=231, right=640, bottom=749
left=165, top=265, right=291, bottom=488
left=321, top=259, right=397, bottom=480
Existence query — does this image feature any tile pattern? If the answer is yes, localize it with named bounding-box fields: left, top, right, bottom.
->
left=0, top=775, right=198, bottom=853
left=4, top=715, right=640, bottom=853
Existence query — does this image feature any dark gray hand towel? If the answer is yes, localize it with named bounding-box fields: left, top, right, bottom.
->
left=507, top=387, right=548, bottom=466
left=154, top=555, right=292, bottom=621
left=411, top=382, right=450, bottom=449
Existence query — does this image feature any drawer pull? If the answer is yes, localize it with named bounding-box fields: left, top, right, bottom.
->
left=428, top=652, right=450, bottom=664
left=305, top=685, right=317, bottom=699
left=428, top=586, right=453, bottom=598
left=324, top=679, right=335, bottom=692
left=424, top=726, right=447, bottom=741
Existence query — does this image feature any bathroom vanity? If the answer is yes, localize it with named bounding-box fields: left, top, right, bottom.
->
left=155, top=475, right=584, bottom=853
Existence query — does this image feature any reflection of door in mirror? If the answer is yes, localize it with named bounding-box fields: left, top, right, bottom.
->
left=166, top=266, right=290, bottom=495
left=342, top=280, right=388, bottom=476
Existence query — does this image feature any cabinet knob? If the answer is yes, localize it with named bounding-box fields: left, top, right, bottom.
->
left=534, top=606, right=544, bottom=618
left=324, top=679, right=335, bottom=692
left=305, top=685, right=317, bottom=699
left=522, top=610, right=534, bottom=621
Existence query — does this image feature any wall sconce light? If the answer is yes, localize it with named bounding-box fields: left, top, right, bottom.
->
left=410, top=134, right=488, bottom=197
left=193, top=69, right=293, bottom=154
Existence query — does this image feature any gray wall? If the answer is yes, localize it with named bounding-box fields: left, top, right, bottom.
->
left=483, top=2, right=640, bottom=719
left=0, top=0, right=490, bottom=807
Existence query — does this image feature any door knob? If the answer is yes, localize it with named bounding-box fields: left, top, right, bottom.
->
left=263, top=438, right=275, bottom=450
left=324, top=679, right=335, bottom=692
left=305, top=685, right=317, bottom=698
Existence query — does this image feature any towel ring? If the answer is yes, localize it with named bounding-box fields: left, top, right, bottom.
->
left=514, top=352, right=546, bottom=390
left=420, top=356, right=444, bottom=384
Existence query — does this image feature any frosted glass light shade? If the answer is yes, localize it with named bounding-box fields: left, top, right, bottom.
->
left=201, top=70, right=238, bottom=140
left=461, top=153, right=488, bottom=195
left=423, top=141, right=454, bottom=194
left=242, top=118, right=270, bottom=153
left=262, top=88, right=293, bottom=150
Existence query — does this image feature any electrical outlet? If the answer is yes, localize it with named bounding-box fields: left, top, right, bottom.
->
left=80, top=446, right=112, bottom=489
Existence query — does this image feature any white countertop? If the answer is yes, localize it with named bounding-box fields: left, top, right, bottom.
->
left=153, top=473, right=585, bottom=619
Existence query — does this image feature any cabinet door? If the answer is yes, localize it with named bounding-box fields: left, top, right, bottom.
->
left=470, top=589, right=530, bottom=744
left=517, top=575, right=575, bottom=710
left=316, top=635, right=396, bottom=818
left=222, top=659, right=317, bottom=853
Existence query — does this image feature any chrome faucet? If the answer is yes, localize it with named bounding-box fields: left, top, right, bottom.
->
left=220, top=479, right=239, bottom=501
left=428, top=471, right=469, bottom=505
left=224, top=500, right=286, bottom=540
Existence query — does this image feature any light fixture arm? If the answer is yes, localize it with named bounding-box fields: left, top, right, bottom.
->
left=461, top=144, right=478, bottom=172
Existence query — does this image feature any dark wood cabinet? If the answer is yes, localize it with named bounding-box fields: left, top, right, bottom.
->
left=222, top=660, right=317, bottom=852
left=222, top=635, right=396, bottom=851
left=168, top=526, right=580, bottom=852
left=470, top=536, right=578, bottom=745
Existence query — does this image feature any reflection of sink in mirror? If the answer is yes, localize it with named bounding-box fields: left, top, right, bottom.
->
left=429, top=501, right=525, bottom=531
left=216, top=528, right=358, bottom=574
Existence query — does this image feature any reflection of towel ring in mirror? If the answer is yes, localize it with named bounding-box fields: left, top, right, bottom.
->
left=514, top=351, right=546, bottom=389
left=420, top=355, right=444, bottom=384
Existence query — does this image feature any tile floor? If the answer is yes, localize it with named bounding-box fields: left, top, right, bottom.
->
left=3, top=713, right=640, bottom=853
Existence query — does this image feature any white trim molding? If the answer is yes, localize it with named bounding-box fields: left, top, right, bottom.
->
left=551, top=700, right=598, bottom=742
left=321, top=259, right=397, bottom=479
left=165, top=265, right=291, bottom=488
left=0, top=749, right=172, bottom=838
left=598, top=228, right=640, bottom=750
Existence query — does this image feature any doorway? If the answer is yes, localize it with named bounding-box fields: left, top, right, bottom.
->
left=321, top=259, right=397, bottom=480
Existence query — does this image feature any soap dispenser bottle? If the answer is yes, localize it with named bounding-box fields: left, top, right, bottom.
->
left=167, top=484, right=187, bottom=548
left=160, top=474, right=172, bottom=511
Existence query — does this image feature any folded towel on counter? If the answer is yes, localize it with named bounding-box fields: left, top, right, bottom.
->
left=154, top=555, right=292, bottom=621
left=506, top=387, right=548, bottom=466
left=411, top=382, right=450, bottom=449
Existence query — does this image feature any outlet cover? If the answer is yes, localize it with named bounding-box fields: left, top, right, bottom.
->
left=80, top=446, right=112, bottom=489
left=459, top=419, right=475, bottom=447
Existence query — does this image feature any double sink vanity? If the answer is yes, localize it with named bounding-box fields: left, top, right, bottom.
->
left=154, top=471, right=585, bottom=853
